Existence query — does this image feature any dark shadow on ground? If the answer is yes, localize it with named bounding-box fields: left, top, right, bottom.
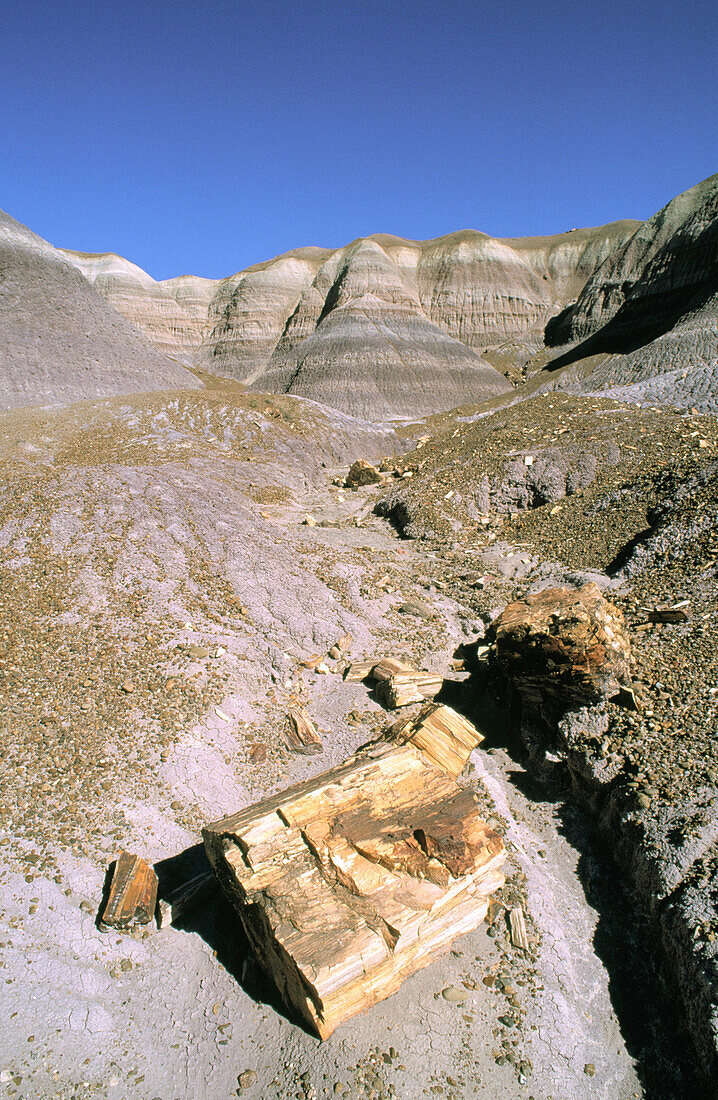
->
left=153, top=844, right=318, bottom=1038
left=554, top=801, right=711, bottom=1100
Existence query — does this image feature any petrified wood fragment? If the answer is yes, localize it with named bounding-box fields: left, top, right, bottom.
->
left=370, top=657, right=417, bottom=682
left=388, top=702, right=483, bottom=778
left=488, top=583, right=631, bottom=712
left=100, top=850, right=158, bottom=930
left=285, top=707, right=323, bottom=755
left=376, top=671, right=443, bottom=708
left=203, top=706, right=504, bottom=1038
left=343, top=659, right=377, bottom=682
left=508, top=906, right=529, bottom=951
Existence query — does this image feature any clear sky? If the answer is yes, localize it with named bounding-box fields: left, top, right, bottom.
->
left=2, top=0, right=716, bottom=280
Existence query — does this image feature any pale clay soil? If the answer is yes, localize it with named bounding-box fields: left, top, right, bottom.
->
left=0, top=380, right=714, bottom=1099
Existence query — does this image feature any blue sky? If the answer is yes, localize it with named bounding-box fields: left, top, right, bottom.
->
left=2, top=0, right=716, bottom=280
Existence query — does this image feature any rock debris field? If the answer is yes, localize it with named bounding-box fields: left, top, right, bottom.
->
left=0, top=375, right=716, bottom=1100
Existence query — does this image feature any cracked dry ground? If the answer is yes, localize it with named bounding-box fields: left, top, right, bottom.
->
left=0, top=382, right=712, bottom=1099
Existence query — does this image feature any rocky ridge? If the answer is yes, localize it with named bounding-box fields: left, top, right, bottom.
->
left=61, top=220, right=639, bottom=418
left=372, top=389, right=718, bottom=1082
left=62, top=250, right=218, bottom=361
left=541, top=173, right=718, bottom=412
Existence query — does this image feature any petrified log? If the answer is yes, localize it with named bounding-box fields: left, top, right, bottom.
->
left=344, top=659, right=377, bottom=682
left=488, top=583, right=631, bottom=712
left=370, top=657, right=416, bottom=682
left=376, top=671, right=443, bottom=708
left=203, top=706, right=505, bottom=1039
left=100, top=850, right=158, bottom=930
left=285, top=707, right=323, bottom=755
left=388, top=702, right=483, bottom=778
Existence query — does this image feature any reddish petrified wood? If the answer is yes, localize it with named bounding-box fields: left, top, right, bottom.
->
left=100, top=850, right=158, bottom=930
left=488, top=583, right=631, bottom=710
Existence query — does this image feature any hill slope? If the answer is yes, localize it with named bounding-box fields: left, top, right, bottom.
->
left=61, top=221, right=638, bottom=418
left=542, top=173, right=718, bottom=411
left=0, top=211, right=201, bottom=410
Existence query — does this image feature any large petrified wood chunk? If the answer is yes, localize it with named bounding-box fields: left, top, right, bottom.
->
left=488, top=582, right=631, bottom=711
left=203, top=705, right=505, bottom=1039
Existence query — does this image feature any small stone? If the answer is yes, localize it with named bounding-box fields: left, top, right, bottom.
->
left=328, top=646, right=342, bottom=660
left=398, top=599, right=433, bottom=620
left=79, top=900, right=94, bottom=914
left=584, top=1064, right=596, bottom=1077
left=345, top=460, right=383, bottom=488
left=120, top=679, right=135, bottom=693
left=188, top=645, right=209, bottom=659
left=238, top=1069, right=257, bottom=1090
left=302, top=515, right=317, bottom=527
left=441, top=986, right=469, bottom=1003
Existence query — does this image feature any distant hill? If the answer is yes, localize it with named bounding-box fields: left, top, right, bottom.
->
left=0, top=211, right=202, bottom=410
left=60, top=219, right=637, bottom=419
left=542, top=173, right=718, bottom=412
left=8, top=173, right=717, bottom=417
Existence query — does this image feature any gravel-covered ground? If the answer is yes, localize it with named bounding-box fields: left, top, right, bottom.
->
left=0, top=381, right=715, bottom=1098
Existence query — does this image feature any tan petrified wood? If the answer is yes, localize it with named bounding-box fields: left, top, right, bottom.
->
left=285, top=706, right=323, bottom=755
left=203, top=705, right=505, bottom=1039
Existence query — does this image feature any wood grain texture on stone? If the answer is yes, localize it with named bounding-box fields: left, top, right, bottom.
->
left=376, top=671, right=444, bottom=709
left=343, top=659, right=377, bottom=682
left=100, top=850, right=158, bottom=931
left=508, top=907, right=529, bottom=951
left=203, top=711, right=505, bottom=1039
left=285, top=707, right=323, bottom=755
left=388, top=703, right=483, bottom=778
left=370, top=657, right=416, bottom=682
left=488, top=583, right=631, bottom=711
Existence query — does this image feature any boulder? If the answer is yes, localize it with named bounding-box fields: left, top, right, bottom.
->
left=488, top=583, right=631, bottom=713
left=345, top=459, right=383, bottom=487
